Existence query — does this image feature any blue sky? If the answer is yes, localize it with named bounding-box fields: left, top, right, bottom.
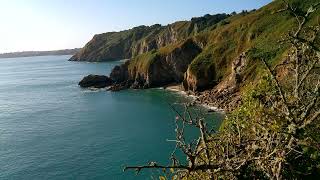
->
left=0, top=0, right=272, bottom=53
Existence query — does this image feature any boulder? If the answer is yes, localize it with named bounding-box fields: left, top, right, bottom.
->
left=79, top=74, right=113, bottom=88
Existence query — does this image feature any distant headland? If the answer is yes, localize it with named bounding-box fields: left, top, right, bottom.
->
left=0, top=48, right=80, bottom=59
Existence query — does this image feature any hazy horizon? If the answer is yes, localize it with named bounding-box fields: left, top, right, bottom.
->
left=0, top=0, right=272, bottom=53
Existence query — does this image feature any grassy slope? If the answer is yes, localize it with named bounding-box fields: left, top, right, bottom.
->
left=188, top=0, right=320, bottom=85
left=125, top=0, right=320, bottom=92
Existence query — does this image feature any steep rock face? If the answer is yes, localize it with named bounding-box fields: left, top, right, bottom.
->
left=182, top=49, right=219, bottom=92
left=109, top=39, right=202, bottom=89
left=70, top=14, right=228, bottom=62
left=131, top=25, right=179, bottom=57
left=183, top=64, right=216, bottom=92
left=131, top=14, right=229, bottom=58
left=109, top=60, right=130, bottom=83
left=69, top=26, right=163, bottom=62
left=147, top=41, right=201, bottom=87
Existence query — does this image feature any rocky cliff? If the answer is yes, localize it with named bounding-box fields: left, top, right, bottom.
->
left=78, top=0, right=320, bottom=111
left=109, top=39, right=202, bottom=89
left=69, top=14, right=228, bottom=62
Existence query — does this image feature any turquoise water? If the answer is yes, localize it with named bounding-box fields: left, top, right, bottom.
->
left=0, top=55, right=223, bottom=179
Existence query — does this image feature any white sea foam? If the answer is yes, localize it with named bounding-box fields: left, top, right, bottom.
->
left=165, top=86, right=224, bottom=113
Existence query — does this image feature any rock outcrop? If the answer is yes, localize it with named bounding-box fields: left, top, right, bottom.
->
left=183, top=63, right=217, bottom=92
left=108, top=39, right=202, bottom=89
left=109, top=60, right=130, bottom=83
left=79, top=75, right=113, bottom=88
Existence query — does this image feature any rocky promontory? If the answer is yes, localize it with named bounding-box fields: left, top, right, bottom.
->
left=105, top=39, right=202, bottom=90
left=76, top=0, right=320, bottom=112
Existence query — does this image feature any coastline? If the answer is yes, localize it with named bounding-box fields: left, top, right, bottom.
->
left=164, top=84, right=225, bottom=113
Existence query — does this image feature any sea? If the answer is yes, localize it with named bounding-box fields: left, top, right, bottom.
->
left=0, top=55, right=223, bottom=180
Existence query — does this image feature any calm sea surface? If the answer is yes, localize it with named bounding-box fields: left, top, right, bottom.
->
left=0, top=55, right=223, bottom=179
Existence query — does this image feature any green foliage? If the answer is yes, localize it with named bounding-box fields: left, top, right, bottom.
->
left=247, top=47, right=279, bottom=63
left=220, top=75, right=279, bottom=132
left=217, top=70, right=320, bottom=178
left=218, top=19, right=230, bottom=26
left=128, top=50, right=159, bottom=73
left=189, top=49, right=214, bottom=77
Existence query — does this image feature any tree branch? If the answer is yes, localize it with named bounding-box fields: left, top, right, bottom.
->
left=299, top=80, right=320, bottom=122
left=261, top=58, right=293, bottom=120
left=299, top=110, right=320, bottom=129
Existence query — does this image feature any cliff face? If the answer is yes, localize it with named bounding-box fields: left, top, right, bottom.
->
left=69, top=14, right=228, bottom=62
left=69, top=26, right=163, bottom=62
left=109, top=39, right=202, bottom=88
left=79, top=0, right=320, bottom=111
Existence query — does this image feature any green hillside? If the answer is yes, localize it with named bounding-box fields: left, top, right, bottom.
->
left=186, top=0, right=320, bottom=90
left=120, top=0, right=320, bottom=92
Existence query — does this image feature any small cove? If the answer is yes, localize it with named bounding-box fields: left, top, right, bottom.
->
left=0, top=55, right=223, bottom=179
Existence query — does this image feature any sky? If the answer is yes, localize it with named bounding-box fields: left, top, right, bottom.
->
left=0, top=0, right=272, bottom=53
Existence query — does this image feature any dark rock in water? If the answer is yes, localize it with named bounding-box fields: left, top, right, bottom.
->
left=107, top=81, right=131, bottom=92
left=79, top=75, right=113, bottom=88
